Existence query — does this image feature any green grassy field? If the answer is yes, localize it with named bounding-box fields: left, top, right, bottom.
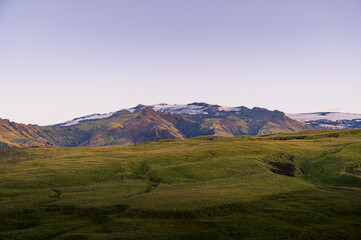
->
left=1, top=129, right=361, bottom=239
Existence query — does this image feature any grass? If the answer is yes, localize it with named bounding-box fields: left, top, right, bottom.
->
left=0, top=129, right=361, bottom=239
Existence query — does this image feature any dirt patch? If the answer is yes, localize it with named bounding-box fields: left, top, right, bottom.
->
left=269, top=162, right=296, bottom=177
left=345, top=165, right=361, bottom=177
left=262, top=152, right=297, bottom=177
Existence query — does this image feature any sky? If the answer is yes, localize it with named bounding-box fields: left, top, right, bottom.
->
left=0, top=0, right=360, bottom=125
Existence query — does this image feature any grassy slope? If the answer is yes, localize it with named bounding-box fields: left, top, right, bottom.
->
left=0, top=129, right=361, bottom=239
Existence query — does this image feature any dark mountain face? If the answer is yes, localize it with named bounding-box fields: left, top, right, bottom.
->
left=1, top=103, right=317, bottom=147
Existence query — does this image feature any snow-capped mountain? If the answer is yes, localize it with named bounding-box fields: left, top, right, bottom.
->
left=1, top=103, right=318, bottom=147
left=287, top=112, right=361, bottom=130
left=55, top=112, right=116, bottom=127
left=55, top=103, right=252, bottom=126
left=54, top=104, right=361, bottom=131
left=127, top=102, right=248, bottom=115
left=151, top=103, right=244, bottom=114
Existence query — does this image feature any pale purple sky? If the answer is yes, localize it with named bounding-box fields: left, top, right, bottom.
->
left=0, top=0, right=360, bottom=125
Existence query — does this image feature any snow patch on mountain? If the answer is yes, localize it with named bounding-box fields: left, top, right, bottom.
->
left=318, top=124, right=348, bottom=130
left=57, top=112, right=116, bottom=126
left=152, top=103, right=209, bottom=115
left=287, top=112, right=361, bottom=122
left=287, top=112, right=361, bottom=130
left=151, top=103, right=247, bottom=115
left=218, top=106, right=241, bottom=112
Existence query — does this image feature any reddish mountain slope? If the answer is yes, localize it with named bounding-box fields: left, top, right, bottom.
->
left=0, top=118, right=55, bottom=147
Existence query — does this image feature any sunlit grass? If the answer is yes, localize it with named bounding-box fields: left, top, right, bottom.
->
left=1, top=129, right=361, bottom=239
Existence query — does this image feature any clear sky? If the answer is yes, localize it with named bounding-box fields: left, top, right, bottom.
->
left=0, top=0, right=360, bottom=125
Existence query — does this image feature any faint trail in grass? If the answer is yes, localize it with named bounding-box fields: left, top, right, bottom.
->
left=48, top=189, right=62, bottom=203
left=124, top=162, right=162, bottom=198
left=52, top=189, right=62, bottom=200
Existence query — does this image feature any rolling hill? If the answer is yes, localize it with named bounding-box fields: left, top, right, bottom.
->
left=1, top=129, right=361, bottom=239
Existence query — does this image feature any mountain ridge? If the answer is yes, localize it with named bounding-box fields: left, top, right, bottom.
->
left=54, top=102, right=287, bottom=127
left=1, top=103, right=318, bottom=147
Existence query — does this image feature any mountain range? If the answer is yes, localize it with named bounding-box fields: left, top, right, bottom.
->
left=2, top=103, right=360, bottom=148
left=287, top=112, right=361, bottom=129
left=1, top=102, right=317, bottom=147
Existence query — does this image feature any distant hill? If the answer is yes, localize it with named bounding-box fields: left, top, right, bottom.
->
left=1, top=103, right=316, bottom=147
left=0, top=118, right=54, bottom=147
left=287, top=112, right=361, bottom=129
